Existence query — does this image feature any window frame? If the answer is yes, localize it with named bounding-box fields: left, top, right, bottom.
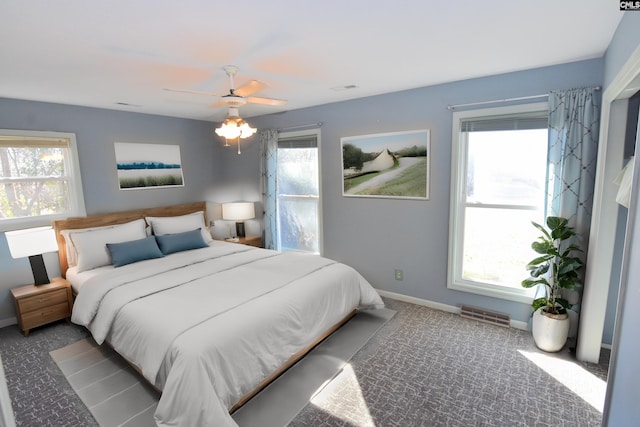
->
left=276, top=128, right=323, bottom=255
left=447, top=103, right=548, bottom=303
left=0, top=129, right=86, bottom=232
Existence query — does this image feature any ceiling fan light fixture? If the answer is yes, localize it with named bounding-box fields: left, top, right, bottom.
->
left=215, top=107, right=257, bottom=154
left=215, top=116, right=257, bottom=140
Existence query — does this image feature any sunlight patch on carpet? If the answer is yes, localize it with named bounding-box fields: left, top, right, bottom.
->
left=519, top=350, right=606, bottom=412
left=310, top=363, right=375, bottom=426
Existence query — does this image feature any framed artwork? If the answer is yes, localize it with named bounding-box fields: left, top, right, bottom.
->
left=341, top=129, right=430, bottom=199
left=114, top=142, right=184, bottom=190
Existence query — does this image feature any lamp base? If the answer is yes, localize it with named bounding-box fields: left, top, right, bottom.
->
left=235, top=221, right=246, bottom=238
left=29, top=254, right=50, bottom=286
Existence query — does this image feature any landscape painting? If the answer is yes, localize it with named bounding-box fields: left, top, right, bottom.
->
left=114, top=142, right=184, bottom=190
left=342, top=130, right=429, bottom=199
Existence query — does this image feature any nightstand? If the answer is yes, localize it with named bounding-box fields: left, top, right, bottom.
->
left=225, top=235, right=263, bottom=248
left=238, top=235, right=263, bottom=248
left=10, top=278, right=73, bottom=336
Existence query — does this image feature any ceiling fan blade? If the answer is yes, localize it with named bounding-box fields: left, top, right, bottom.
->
left=164, top=87, right=219, bottom=97
left=234, top=80, right=268, bottom=97
left=209, top=100, right=227, bottom=108
left=246, top=96, right=288, bottom=107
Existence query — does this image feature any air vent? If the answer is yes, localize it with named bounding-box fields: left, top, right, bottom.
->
left=460, top=305, right=510, bottom=328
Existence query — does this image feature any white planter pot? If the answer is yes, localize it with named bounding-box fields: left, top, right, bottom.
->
left=531, top=308, right=570, bottom=352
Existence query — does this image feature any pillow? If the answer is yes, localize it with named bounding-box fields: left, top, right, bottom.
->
left=60, top=219, right=151, bottom=267
left=69, top=219, right=147, bottom=272
left=155, top=228, right=208, bottom=255
left=107, top=236, right=164, bottom=267
left=60, top=229, right=81, bottom=267
left=61, top=225, right=112, bottom=267
left=146, top=211, right=213, bottom=244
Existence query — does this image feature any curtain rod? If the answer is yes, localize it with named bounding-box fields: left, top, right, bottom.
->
left=446, top=86, right=601, bottom=110
left=277, top=122, right=323, bottom=132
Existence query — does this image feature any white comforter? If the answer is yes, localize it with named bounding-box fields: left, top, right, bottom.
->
left=71, top=241, right=383, bottom=426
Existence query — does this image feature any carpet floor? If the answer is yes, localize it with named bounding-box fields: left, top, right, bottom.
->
left=0, top=297, right=610, bottom=426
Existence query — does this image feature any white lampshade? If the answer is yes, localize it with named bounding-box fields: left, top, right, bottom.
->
left=6, top=226, right=58, bottom=259
left=222, top=202, right=255, bottom=221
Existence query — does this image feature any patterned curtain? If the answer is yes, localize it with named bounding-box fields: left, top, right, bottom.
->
left=260, top=129, right=279, bottom=250
left=546, top=87, right=600, bottom=337
left=546, top=87, right=600, bottom=244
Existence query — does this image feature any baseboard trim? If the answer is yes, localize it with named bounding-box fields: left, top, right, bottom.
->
left=0, top=317, right=17, bottom=329
left=376, top=289, right=529, bottom=331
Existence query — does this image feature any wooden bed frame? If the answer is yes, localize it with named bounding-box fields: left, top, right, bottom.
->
left=51, top=201, right=355, bottom=415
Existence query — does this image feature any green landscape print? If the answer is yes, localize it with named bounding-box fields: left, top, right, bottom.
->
left=342, top=130, right=429, bottom=199
left=114, top=142, right=184, bottom=190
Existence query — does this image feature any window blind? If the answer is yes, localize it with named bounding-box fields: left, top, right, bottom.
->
left=278, top=135, right=317, bottom=149
left=460, top=111, right=548, bottom=132
left=0, top=136, right=69, bottom=148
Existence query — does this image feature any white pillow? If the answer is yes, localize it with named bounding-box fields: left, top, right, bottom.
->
left=146, top=211, right=212, bottom=243
left=68, top=219, right=147, bottom=272
left=61, top=224, right=114, bottom=268
left=61, top=229, right=81, bottom=267
left=62, top=222, right=152, bottom=267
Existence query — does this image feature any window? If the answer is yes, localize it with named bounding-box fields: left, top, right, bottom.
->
left=276, top=129, right=321, bottom=253
left=448, top=103, right=548, bottom=303
left=0, top=130, right=85, bottom=231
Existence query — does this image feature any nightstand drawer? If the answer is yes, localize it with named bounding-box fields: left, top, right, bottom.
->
left=19, top=288, right=69, bottom=313
left=21, top=302, right=70, bottom=330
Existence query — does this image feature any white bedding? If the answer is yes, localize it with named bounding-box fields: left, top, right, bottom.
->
left=71, top=240, right=383, bottom=426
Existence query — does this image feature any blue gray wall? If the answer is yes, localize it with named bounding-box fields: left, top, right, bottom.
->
left=0, top=98, right=225, bottom=323
left=239, top=59, right=604, bottom=327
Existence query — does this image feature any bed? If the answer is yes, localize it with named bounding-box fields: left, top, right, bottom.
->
left=52, top=202, right=383, bottom=426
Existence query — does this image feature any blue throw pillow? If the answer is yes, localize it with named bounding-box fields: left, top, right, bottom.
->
left=155, top=228, right=208, bottom=255
left=106, top=236, right=164, bottom=267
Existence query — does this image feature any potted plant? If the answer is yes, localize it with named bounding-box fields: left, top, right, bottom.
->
left=521, top=216, right=583, bottom=352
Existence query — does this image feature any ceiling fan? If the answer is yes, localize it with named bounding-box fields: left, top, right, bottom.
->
left=165, top=65, right=287, bottom=110
left=166, top=65, right=286, bottom=154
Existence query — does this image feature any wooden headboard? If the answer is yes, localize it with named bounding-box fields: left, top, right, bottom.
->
left=52, top=202, right=208, bottom=278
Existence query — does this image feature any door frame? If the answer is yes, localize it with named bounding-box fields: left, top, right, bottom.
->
left=578, top=45, right=640, bottom=362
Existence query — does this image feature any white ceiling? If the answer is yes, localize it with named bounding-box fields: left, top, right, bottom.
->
left=0, top=1, right=623, bottom=122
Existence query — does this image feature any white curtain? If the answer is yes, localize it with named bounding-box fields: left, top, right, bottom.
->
left=260, top=129, right=278, bottom=250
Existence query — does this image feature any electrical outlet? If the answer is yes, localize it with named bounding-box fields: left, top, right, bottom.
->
left=394, top=269, right=403, bottom=281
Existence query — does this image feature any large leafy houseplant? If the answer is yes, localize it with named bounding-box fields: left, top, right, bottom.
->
left=521, top=216, right=583, bottom=315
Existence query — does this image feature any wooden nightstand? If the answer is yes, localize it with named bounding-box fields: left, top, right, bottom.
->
left=225, top=235, right=263, bottom=248
left=238, top=235, right=262, bottom=248
left=10, top=278, right=73, bottom=337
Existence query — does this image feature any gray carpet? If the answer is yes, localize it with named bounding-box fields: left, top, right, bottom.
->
left=291, top=299, right=609, bottom=427
left=0, top=319, right=94, bottom=426
left=0, top=297, right=609, bottom=426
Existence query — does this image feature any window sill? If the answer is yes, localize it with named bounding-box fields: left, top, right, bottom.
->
left=448, top=279, right=535, bottom=304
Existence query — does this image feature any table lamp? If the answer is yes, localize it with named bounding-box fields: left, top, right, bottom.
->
left=6, top=226, right=58, bottom=285
left=222, top=202, right=255, bottom=238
